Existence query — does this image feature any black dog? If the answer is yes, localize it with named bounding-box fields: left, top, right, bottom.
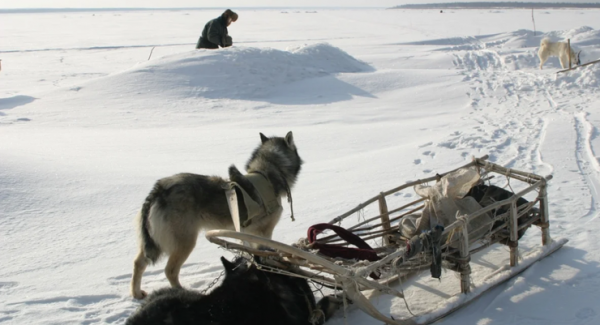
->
left=126, top=256, right=342, bottom=325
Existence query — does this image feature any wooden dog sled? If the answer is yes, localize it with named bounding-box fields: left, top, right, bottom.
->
left=206, top=156, right=567, bottom=324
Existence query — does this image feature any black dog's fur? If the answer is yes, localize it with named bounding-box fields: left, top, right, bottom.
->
left=467, top=184, right=533, bottom=241
left=126, top=256, right=341, bottom=325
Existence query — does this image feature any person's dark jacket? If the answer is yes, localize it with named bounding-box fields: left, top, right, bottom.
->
left=196, top=16, right=231, bottom=49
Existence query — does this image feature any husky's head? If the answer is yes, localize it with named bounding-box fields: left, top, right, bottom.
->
left=220, top=256, right=257, bottom=282
left=246, top=131, right=304, bottom=190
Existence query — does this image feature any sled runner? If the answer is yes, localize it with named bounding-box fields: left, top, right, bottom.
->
left=206, top=156, right=567, bottom=325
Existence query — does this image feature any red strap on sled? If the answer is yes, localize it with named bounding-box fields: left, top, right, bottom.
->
left=307, top=223, right=381, bottom=262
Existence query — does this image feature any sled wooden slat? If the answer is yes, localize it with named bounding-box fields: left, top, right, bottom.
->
left=378, top=193, right=392, bottom=245
left=207, top=236, right=281, bottom=257
left=539, top=183, right=552, bottom=245
left=477, top=158, right=548, bottom=183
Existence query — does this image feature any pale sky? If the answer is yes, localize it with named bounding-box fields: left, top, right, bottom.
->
left=0, top=0, right=595, bottom=9
left=0, top=0, right=401, bottom=9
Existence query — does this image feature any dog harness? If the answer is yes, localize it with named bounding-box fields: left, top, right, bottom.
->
left=225, top=173, right=281, bottom=231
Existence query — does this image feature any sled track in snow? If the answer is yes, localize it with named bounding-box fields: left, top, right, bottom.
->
left=574, top=113, right=600, bottom=223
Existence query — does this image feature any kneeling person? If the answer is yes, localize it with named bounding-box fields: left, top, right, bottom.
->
left=196, top=9, right=237, bottom=49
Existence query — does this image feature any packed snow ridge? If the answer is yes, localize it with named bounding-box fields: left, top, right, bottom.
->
left=88, top=43, right=372, bottom=100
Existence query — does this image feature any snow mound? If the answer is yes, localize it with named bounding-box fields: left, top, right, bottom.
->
left=571, top=27, right=600, bottom=46
left=495, top=29, right=542, bottom=49
left=555, top=63, right=600, bottom=89
left=544, top=26, right=595, bottom=42
left=86, top=43, right=372, bottom=101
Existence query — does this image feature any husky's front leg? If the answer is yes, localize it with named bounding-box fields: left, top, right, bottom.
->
left=539, top=55, right=547, bottom=70
left=559, top=55, right=568, bottom=69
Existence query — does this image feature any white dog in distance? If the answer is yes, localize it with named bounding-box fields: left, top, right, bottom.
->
left=538, top=38, right=581, bottom=70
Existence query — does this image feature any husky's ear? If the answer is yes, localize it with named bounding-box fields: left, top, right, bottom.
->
left=260, top=133, right=269, bottom=144
left=221, top=256, right=236, bottom=274
left=284, top=131, right=295, bottom=148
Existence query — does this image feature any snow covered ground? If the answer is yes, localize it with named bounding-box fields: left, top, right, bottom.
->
left=1, top=8, right=600, bottom=325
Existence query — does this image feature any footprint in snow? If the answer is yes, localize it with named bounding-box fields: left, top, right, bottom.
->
left=576, top=307, right=596, bottom=320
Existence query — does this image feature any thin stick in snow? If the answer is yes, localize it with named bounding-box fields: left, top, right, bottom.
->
left=531, top=8, right=536, bottom=36
left=568, top=39, right=572, bottom=69
left=557, top=58, right=600, bottom=74
left=148, top=47, right=156, bottom=61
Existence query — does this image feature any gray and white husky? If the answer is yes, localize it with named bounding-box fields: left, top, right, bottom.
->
left=538, top=38, right=581, bottom=69
left=130, top=131, right=303, bottom=299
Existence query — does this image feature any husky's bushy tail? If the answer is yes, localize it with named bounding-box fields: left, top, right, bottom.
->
left=540, top=38, right=551, bottom=48
left=138, top=184, right=163, bottom=264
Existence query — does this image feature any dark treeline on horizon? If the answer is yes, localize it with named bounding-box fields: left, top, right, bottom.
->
left=393, top=2, right=600, bottom=9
